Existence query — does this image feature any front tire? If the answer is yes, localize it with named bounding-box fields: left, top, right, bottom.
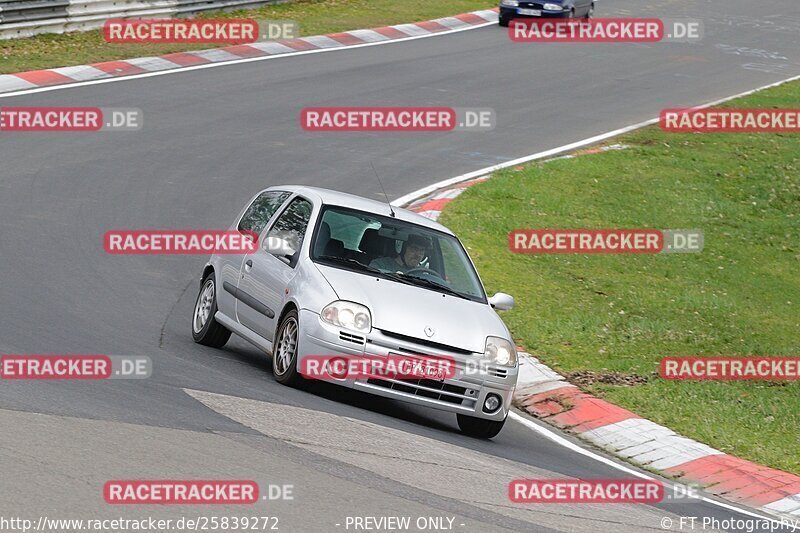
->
left=499, top=15, right=511, bottom=27
left=457, top=413, right=507, bottom=439
left=273, top=309, right=303, bottom=386
left=192, top=273, right=231, bottom=348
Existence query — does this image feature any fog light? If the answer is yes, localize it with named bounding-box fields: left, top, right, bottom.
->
left=483, top=394, right=502, bottom=413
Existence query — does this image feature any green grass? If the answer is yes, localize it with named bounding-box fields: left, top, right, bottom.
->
left=441, top=81, right=800, bottom=475
left=0, top=0, right=495, bottom=74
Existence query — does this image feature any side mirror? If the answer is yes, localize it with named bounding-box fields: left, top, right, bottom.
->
left=264, top=235, right=296, bottom=258
left=489, top=292, right=514, bottom=311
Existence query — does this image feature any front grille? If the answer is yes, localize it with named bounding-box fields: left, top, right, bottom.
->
left=519, top=2, right=544, bottom=8
left=376, top=329, right=473, bottom=355
left=339, top=331, right=365, bottom=345
left=367, top=378, right=474, bottom=406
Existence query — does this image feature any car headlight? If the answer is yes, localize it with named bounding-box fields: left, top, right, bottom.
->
left=543, top=3, right=563, bottom=10
left=484, top=336, right=517, bottom=367
left=500, top=0, right=519, bottom=7
left=321, top=301, right=372, bottom=333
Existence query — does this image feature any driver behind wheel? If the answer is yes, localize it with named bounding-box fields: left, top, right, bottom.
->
left=370, top=234, right=428, bottom=274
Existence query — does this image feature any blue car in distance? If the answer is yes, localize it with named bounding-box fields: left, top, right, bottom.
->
left=499, top=0, right=595, bottom=27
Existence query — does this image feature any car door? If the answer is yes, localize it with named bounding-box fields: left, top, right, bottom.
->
left=217, top=190, right=291, bottom=319
left=235, top=195, right=314, bottom=343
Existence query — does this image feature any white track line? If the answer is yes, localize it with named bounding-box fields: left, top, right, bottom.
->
left=392, top=73, right=800, bottom=207
left=0, top=20, right=495, bottom=99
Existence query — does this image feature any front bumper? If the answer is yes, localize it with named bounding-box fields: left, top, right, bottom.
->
left=500, top=6, right=572, bottom=19
left=297, top=309, right=517, bottom=421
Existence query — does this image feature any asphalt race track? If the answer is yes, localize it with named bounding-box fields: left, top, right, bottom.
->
left=1, top=0, right=799, bottom=531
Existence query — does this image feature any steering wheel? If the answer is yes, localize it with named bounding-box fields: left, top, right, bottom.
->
left=404, top=267, right=447, bottom=283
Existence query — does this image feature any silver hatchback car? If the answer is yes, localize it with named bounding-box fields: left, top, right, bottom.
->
left=192, top=186, right=518, bottom=438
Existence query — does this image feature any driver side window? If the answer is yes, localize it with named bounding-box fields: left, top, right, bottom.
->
left=265, top=196, right=313, bottom=267
left=238, top=191, right=290, bottom=235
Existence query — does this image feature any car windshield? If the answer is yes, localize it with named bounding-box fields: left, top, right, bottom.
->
left=310, top=205, right=486, bottom=303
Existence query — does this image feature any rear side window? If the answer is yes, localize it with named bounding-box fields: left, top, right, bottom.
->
left=238, top=191, right=290, bottom=234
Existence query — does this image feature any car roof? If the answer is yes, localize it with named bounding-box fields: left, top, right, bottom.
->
left=268, top=185, right=455, bottom=235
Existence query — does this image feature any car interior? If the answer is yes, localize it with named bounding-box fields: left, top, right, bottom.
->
left=312, top=215, right=448, bottom=278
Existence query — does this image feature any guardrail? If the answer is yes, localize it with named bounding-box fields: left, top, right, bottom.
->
left=0, top=0, right=281, bottom=39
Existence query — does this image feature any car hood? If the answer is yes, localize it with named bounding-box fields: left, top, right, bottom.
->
left=316, top=265, right=507, bottom=353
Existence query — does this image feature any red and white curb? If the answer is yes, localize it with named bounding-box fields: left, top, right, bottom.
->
left=0, top=9, right=498, bottom=95
left=514, top=355, right=800, bottom=518
left=406, top=176, right=488, bottom=221
left=403, top=144, right=630, bottom=217
left=403, top=155, right=800, bottom=520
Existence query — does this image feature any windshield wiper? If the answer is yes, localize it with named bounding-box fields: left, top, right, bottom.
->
left=316, top=255, right=385, bottom=275
left=316, top=256, right=419, bottom=286
left=398, top=274, right=471, bottom=301
left=316, top=256, right=473, bottom=300
left=314, top=256, right=424, bottom=288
